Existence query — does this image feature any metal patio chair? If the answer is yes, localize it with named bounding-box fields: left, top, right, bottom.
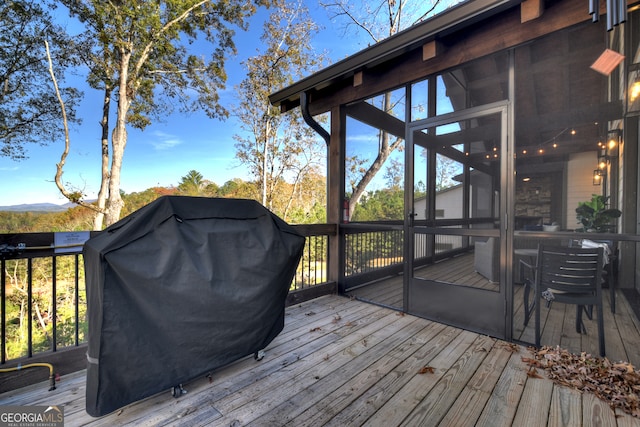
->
left=523, top=245, right=605, bottom=357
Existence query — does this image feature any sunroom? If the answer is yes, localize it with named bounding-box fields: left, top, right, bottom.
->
left=270, top=0, right=640, bottom=359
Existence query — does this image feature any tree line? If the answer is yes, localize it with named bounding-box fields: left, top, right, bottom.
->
left=0, top=169, right=327, bottom=233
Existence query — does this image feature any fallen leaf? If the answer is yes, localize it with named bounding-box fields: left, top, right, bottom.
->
left=418, top=366, right=435, bottom=374
left=528, top=346, right=640, bottom=418
left=521, top=357, right=541, bottom=367
left=527, top=366, right=543, bottom=379
left=502, top=343, right=520, bottom=353
left=309, top=327, right=322, bottom=332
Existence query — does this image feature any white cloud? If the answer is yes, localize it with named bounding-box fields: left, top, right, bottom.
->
left=149, top=131, right=183, bottom=150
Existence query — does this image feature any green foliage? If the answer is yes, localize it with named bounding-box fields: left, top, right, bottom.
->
left=63, top=0, right=268, bottom=127
left=176, top=170, right=221, bottom=197
left=217, top=178, right=260, bottom=200
left=3, top=257, right=87, bottom=360
left=233, top=0, right=326, bottom=217
left=0, top=169, right=326, bottom=232
left=121, top=187, right=176, bottom=217
left=0, top=208, right=95, bottom=233
left=52, top=0, right=270, bottom=227
left=575, top=194, right=621, bottom=232
left=352, top=188, right=404, bottom=221
left=0, top=0, right=80, bottom=159
left=0, top=212, right=45, bottom=233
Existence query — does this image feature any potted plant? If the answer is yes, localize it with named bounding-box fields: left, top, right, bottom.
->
left=575, top=194, right=621, bottom=232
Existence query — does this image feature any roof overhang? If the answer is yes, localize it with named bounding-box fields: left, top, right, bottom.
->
left=268, top=0, right=523, bottom=110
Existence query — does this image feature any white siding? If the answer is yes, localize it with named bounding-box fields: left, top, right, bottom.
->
left=565, top=151, right=598, bottom=229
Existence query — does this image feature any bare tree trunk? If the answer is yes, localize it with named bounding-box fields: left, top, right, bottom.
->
left=104, top=52, right=132, bottom=227
left=34, top=301, right=49, bottom=338
left=93, top=87, right=112, bottom=230
left=283, top=168, right=303, bottom=222
left=349, top=92, right=402, bottom=214
left=262, top=120, right=270, bottom=207
left=105, top=119, right=126, bottom=226
left=46, top=40, right=105, bottom=223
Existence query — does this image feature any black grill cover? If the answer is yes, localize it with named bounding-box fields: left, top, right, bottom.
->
left=83, top=196, right=305, bottom=417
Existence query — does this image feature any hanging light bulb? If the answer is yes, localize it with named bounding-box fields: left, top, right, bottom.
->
left=631, top=80, right=640, bottom=102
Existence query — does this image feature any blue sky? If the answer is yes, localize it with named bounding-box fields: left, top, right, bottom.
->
left=0, top=1, right=458, bottom=206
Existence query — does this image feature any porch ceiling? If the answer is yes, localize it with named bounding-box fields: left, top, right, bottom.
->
left=436, top=20, right=623, bottom=166
left=268, top=0, right=520, bottom=111
left=272, top=0, right=623, bottom=169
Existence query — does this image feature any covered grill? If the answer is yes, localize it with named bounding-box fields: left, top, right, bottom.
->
left=83, top=196, right=305, bottom=417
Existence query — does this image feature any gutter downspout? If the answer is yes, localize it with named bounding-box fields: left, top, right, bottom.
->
left=300, top=91, right=330, bottom=146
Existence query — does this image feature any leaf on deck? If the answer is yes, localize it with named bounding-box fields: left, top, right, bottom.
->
left=418, top=366, right=435, bottom=374
left=528, top=346, right=640, bottom=418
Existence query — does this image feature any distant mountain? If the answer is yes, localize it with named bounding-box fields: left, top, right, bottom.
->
left=0, top=203, right=73, bottom=212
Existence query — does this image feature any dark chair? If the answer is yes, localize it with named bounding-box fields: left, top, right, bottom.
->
left=580, top=239, right=617, bottom=313
left=524, top=245, right=605, bottom=357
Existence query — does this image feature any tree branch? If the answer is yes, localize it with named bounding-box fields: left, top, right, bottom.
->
left=413, top=0, right=442, bottom=24
left=134, top=0, right=211, bottom=81
left=319, top=1, right=379, bottom=43
left=45, top=40, right=102, bottom=213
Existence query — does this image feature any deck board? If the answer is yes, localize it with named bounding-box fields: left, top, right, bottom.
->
left=512, top=375, right=554, bottom=427
left=346, top=253, right=640, bottom=364
left=1, top=295, right=639, bottom=426
left=475, top=350, right=529, bottom=426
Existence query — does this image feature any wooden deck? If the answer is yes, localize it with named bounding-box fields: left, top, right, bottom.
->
left=2, top=295, right=639, bottom=426
left=346, top=253, right=640, bottom=366
left=346, top=252, right=497, bottom=309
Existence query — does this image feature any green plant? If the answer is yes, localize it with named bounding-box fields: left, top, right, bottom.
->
left=575, top=194, right=621, bottom=232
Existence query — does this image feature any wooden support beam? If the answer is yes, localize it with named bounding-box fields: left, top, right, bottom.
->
left=327, top=105, right=344, bottom=286
left=422, top=41, right=442, bottom=61
left=353, top=71, right=363, bottom=87
left=521, top=0, right=544, bottom=23
left=344, top=102, right=494, bottom=175
left=308, top=0, right=591, bottom=116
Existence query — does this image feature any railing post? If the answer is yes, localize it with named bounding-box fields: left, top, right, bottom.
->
left=1, top=258, right=5, bottom=364
left=27, top=258, right=32, bottom=358
left=52, top=256, right=57, bottom=352
left=75, top=254, right=80, bottom=346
